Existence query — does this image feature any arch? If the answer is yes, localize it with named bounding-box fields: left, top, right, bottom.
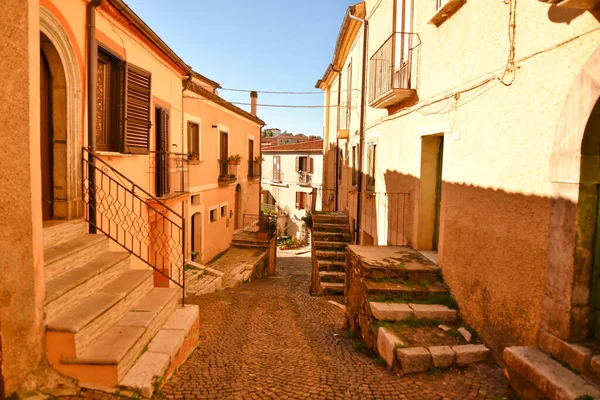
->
left=541, top=45, right=600, bottom=342
left=39, top=7, right=83, bottom=219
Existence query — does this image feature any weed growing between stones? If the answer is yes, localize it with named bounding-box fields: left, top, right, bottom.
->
left=345, top=329, right=356, bottom=339
left=427, top=365, right=443, bottom=376
left=374, top=357, right=387, bottom=367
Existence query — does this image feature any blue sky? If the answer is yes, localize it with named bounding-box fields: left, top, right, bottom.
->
left=125, top=0, right=358, bottom=137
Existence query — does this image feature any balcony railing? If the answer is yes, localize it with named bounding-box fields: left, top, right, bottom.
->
left=218, top=160, right=237, bottom=185
left=369, top=32, right=421, bottom=108
left=298, top=171, right=312, bottom=186
left=149, top=151, right=189, bottom=197
left=248, top=160, right=260, bottom=179
left=271, top=170, right=283, bottom=183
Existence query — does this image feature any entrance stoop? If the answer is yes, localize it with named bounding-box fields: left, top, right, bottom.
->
left=43, top=220, right=199, bottom=397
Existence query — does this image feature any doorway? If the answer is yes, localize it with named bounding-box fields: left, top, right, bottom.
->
left=155, top=107, right=170, bottom=197
left=432, top=137, right=444, bottom=251
left=417, top=135, right=444, bottom=251
left=234, top=185, right=241, bottom=230
left=191, top=212, right=202, bottom=262
left=220, top=131, right=228, bottom=176
left=40, top=51, right=54, bottom=221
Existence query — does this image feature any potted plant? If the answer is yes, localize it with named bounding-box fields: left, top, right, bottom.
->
left=255, top=155, right=264, bottom=163
left=258, top=214, right=270, bottom=240
left=227, top=154, right=242, bottom=165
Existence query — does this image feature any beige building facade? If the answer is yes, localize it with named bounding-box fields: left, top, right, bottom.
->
left=318, top=0, right=600, bottom=367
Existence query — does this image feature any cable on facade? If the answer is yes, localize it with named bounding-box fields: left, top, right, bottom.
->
left=500, top=0, right=518, bottom=86
left=219, top=88, right=362, bottom=95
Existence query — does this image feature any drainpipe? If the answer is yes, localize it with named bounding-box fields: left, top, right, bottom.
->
left=348, top=10, right=368, bottom=245
left=331, top=64, right=342, bottom=212
left=87, top=0, right=104, bottom=234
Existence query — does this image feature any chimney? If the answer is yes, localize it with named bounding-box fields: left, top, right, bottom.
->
left=250, top=91, right=258, bottom=116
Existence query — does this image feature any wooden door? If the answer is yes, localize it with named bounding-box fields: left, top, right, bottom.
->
left=40, top=51, right=53, bottom=221
left=432, top=137, right=444, bottom=251
left=220, top=131, right=228, bottom=176
left=155, top=108, right=169, bottom=197
left=234, top=186, right=240, bottom=230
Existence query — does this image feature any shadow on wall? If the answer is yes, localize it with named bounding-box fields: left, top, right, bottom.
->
left=546, top=4, right=600, bottom=24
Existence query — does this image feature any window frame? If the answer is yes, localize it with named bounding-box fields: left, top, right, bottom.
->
left=220, top=203, right=228, bottom=218
left=209, top=206, right=218, bottom=223
left=187, top=121, right=200, bottom=161
left=366, top=142, right=377, bottom=192
left=96, top=46, right=123, bottom=153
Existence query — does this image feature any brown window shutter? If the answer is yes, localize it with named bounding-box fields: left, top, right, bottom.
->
left=296, top=192, right=301, bottom=209
left=162, top=109, right=170, bottom=194
left=295, top=157, right=300, bottom=172
left=124, top=63, right=151, bottom=154
left=309, top=157, right=314, bottom=174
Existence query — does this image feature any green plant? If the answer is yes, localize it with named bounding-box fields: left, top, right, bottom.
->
left=345, top=329, right=356, bottom=339
left=447, top=329, right=462, bottom=337
left=227, top=154, right=242, bottom=165
left=354, top=342, right=367, bottom=351
left=414, top=293, right=459, bottom=310
left=575, top=396, right=594, bottom=400
left=419, top=279, right=431, bottom=288
left=394, top=342, right=408, bottom=349
left=398, top=315, right=442, bottom=328
left=374, top=357, right=388, bottom=366
left=427, top=365, right=443, bottom=376
left=301, top=211, right=313, bottom=229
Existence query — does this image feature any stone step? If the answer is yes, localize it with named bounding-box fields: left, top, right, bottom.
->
left=320, top=281, right=344, bottom=295
left=319, top=271, right=345, bottom=283
left=362, top=264, right=442, bottom=285
left=315, top=249, right=346, bottom=261
left=55, top=287, right=179, bottom=388
left=47, top=269, right=154, bottom=356
left=187, top=275, right=223, bottom=296
left=312, top=223, right=350, bottom=233
left=365, top=281, right=448, bottom=301
left=317, top=259, right=346, bottom=272
left=184, top=269, right=206, bottom=287
left=314, top=241, right=347, bottom=251
left=369, top=302, right=457, bottom=322
left=45, top=251, right=131, bottom=321
left=45, top=234, right=109, bottom=281
left=231, top=241, right=269, bottom=249
left=119, top=305, right=200, bottom=397
left=504, top=346, right=600, bottom=400
left=43, top=219, right=87, bottom=250
left=312, top=232, right=352, bottom=242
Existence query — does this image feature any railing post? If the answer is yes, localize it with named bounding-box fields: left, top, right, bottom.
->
left=86, top=148, right=97, bottom=234
left=181, top=200, right=186, bottom=306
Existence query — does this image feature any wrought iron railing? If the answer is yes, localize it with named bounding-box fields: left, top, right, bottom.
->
left=218, top=160, right=237, bottom=184
left=82, top=147, right=186, bottom=302
left=242, top=213, right=277, bottom=240
left=298, top=171, right=312, bottom=186
left=369, top=32, right=421, bottom=104
left=248, top=160, right=260, bottom=179
left=149, top=150, right=188, bottom=197
left=272, top=170, right=283, bottom=183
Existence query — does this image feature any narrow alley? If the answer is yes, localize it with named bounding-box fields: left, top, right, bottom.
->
left=157, top=250, right=510, bottom=400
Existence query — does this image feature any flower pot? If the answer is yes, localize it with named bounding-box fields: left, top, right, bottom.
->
left=258, top=231, right=268, bottom=240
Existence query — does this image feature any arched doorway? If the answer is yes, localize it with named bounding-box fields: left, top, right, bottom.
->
left=191, top=212, right=202, bottom=262
left=39, top=8, right=83, bottom=221
left=234, top=185, right=241, bottom=230
left=541, top=46, right=600, bottom=343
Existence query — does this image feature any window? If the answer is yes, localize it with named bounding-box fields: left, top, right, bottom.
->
left=187, top=122, right=200, bottom=161
left=366, top=143, right=376, bottom=192
left=273, top=156, right=281, bottom=182
left=96, top=46, right=151, bottom=154
left=155, top=107, right=170, bottom=197
left=219, top=131, right=228, bottom=176
left=220, top=204, right=227, bottom=218
left=352, top=146, right=358, bottom=187
left=248, top=139, right=255, bottom=177
left=295, top=156, right=314, bottom=173
left=296, top=192, right=308, bottom=210
left=346, top=61, right=352, bottom=129
left=209, top=208, right=218, bottom=223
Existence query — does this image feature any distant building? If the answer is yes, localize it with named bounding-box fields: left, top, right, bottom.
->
left=262, top=128, right=282, bottom=137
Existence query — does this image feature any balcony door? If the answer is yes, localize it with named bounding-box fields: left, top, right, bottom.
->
left=273, top=156, right=281, bottom=181
left=155, top=107, right=170, bottom=197
left=220, top=131, right=228, bottom=176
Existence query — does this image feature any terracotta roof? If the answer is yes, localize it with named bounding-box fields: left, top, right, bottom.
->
left=262, top=140, right=323, bottom=153
left=186, top=81, right=265, bottom=126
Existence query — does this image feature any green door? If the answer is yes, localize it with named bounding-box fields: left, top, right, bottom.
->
left=432, top=137, right=444, bottom=251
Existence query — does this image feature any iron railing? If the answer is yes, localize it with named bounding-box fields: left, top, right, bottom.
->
left=298, top=171, right=312, bottom=186
left=149, top=150, right=188, bottom=196
left=248, top=160, right=260, bottom=179
left=272, top=170, right=283, bottom=183
left=218, top=160, right=237, bottom=184
left=82, top=147, right=186, bottom=302
left=241, top=213, right=277, bottom=240
left=369, top=32, right=421, bottom=104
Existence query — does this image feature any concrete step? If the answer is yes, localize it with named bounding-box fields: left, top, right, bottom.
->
left=45, top=251, right=131, bottom=321
left=320, top=281, right=344, bottom=295
left=43, top=219, right=87, bottom=250
left=231, top=241, right=269, bottom=249
left=317, top=259, right=346, bottom=272
left=312, top=232, right=352, bottom=242
left=362, top=263, right=442, bottom=285
left=54, top=287, right=179, bottom=389
left=369, top=302, right=457, bottom=322
left=47, top=269, right=154, bottom=356
left=119, top=305, right=199, bottom=397
left=314, top=241, right=347, bottom=251
left=315, top=249, right=346, bottom=262
left=319, top=271, right=345, bottom=283
left=504, top=346, right=600, bottom=400
left=365, top=281, right=448, bottom=301
left=312, top=223, right=350, bottom=233
left=45, top=234, right=109, bottom=281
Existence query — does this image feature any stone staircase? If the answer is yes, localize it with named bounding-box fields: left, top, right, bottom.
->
left=345, top=245, right=491, bottom=375
left=504, top=334, right=600, bottom=399
left=310, top=211, right=352, bottom=295
left=43, top=220, right=199, bottom=397
left=184, top=261, right=225, bottom=296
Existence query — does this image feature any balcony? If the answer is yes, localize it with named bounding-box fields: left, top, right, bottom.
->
left=149, top=151, right=189, bottom=197
left=248, top=160, right=261, bottom=180
left=369, top=32, right=420, bottom=109
left=298, top=171, right=312, bottom=187
left=218, top=160, right=237, bottom=186
left=271, top=170, right=283, bottom=183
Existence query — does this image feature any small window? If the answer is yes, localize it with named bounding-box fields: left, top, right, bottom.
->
left=296, top=156, right=314, bottom=173
left=220, top=205, right=227, bottom=218
left=209, top=208, right=218, bottom=223
left=187, top=122, right=200, bottom=161
left=295, top=192, right=308, bottom=210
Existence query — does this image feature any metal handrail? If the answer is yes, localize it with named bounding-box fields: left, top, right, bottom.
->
left=82, top=147, right=186, bottom=302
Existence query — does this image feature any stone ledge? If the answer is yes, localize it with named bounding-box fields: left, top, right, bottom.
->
left=396, top=347, right=430, bottom=374
left=429, top=345, right=454, bottom=368
left=453, top=344, right=489, bottom=366
left=377, top=327, right=404, bottom=368
left=370, top=302, right=412, bottom=321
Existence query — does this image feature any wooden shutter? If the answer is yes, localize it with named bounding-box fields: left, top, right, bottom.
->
left=296, top=192, right=301, bottom=209
left=124, top=63, right=151, bottom=154
left=295, top=157, right=300, bottom=172
left=162, top=109, right=170, bottom=194
left=309, top=157, right=314, bottom=174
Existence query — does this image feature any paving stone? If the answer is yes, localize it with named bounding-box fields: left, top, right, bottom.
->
left=203, top=266, right=225, bottom=277
left=409, top=303, right=457, bottom=322
left=453, top=344, right=489, bottom=365
left=370, top=302, right=413, bottom=321
left=377, top=327, right=403, bottom=368
left=429, top=345, right=455, bottom=368
left=396, top=347, right=431, bottom=374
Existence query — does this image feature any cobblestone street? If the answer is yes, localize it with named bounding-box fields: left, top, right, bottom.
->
left=155, top=250, right=513, bottom=400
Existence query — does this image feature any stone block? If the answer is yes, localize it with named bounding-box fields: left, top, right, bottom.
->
left=204, top=266, right=225, bottom=277
left=370, top=302, right=413, bottom=321
left=377, top=327, right=403, bottom=368
left=213, top=276, right=222, bottom=290
left=409, top=304, right=457, bottom=322
left=148, top=329, right=185, bottom=360
left=458, top=327, right=472, bottom=343
left=242, top=270, right=253, bottom=282
left=396, top=347, right=431, bottom=374
left=163, top=305, right=199, bottom=333
left=453, top=344, right=489, bottom=365
left=538, top=329, right=593, bottom=373
left=119, top=351, right=170, bottom=398
left=590, top=354, right=600, bottom=378
left=429, top=346, right=454, bottom=368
